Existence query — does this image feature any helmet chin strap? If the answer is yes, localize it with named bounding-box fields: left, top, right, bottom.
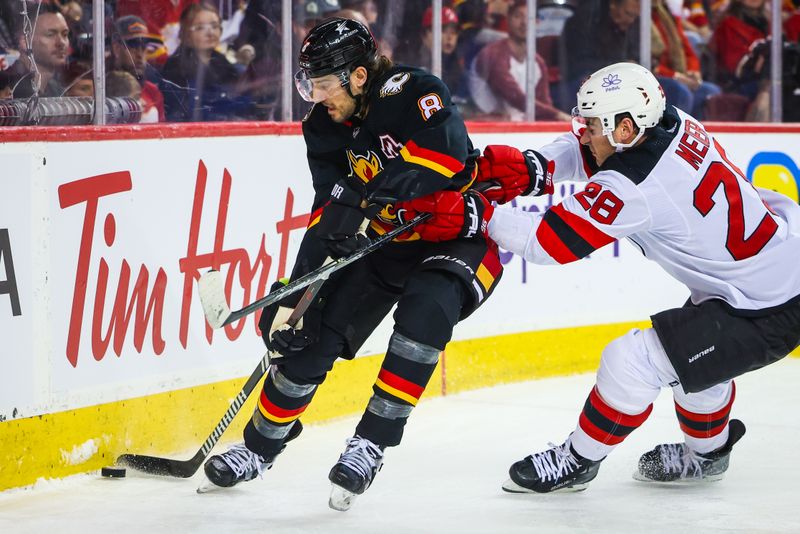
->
left=607, top=128, right=646, bottom=152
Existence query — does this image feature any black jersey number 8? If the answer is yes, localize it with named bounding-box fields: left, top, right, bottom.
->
left=693, top=151, right=778, bottom=261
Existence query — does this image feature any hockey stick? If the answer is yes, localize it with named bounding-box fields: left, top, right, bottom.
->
left=116, top=282, right=320, bottom=478
left=116, top=214, right=428, bottom=477
left=198, top=212, right=431, bottom=329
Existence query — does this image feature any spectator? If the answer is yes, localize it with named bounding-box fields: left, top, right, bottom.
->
left=561, top=0, right=641, bottom=94
left=0, top=68, right=12, bottom=98
left=107, top=69, right=160, bottom=123
left=115, top=0, right=194, bottom=55
left=396, top=6, right=466, bottom=98
left=455, top=0, right=506, bottom=71
left=110, top=15, right=165, bottom=121
left=710, top=0, right=770, bottom=119
left=652, top=0, right=721, bottom=119
left=340, top=0, right=392, bottom=58
left=7, top=4, right=69, bottom=98
left=59, top=0, right=88, bottom=60
left=0, top=0, right=19, bottom=53
left=787, top=0, right=800, bottom=42
left=160, top=3, right=244, bottom=121
left=710, top=0, right=769, bottom=83
left=683, top=0, right=713, bottom=46
left=340, top=0, right=378, bottom=25
left=470, top=0, right=571, bottom=121
left=106, top=70, right=141, bottom=99
left=63, top=60, right=93, bottom=97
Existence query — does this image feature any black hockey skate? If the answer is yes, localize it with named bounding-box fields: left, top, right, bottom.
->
left=502, top=439, right=603, bottom=494
left=328, top=435, right=384, bottom=511
left=634, top=419, right=746, bottom=483
left=198, top=421, right=303, bottom=493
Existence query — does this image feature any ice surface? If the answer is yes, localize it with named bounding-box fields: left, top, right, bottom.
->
left=2, top=359, right=798, bottom=534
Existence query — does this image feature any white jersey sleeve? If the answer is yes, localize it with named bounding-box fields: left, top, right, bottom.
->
left=538, top=133, right=593, bottom=184
left=489, top=170, right=650, bottom=265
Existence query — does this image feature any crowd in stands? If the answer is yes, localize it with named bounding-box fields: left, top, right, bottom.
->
left=1, top=0, right=799, bottom=123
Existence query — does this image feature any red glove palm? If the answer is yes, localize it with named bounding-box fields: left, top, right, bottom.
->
left=401, top=190, right=494, bottom=242
left=476, top=145, right=554, bottom=204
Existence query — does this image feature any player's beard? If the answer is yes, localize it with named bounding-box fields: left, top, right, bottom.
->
left=326, top=95, right=358, bottom=123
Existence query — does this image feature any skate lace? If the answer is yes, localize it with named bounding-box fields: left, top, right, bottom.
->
left=659, top=443, right=703, bottom=478
left=338, top=436, right=383, bottom=480
left=220, top=443, right=268, bottom=478
left=529, top=442, right=580, bottom=482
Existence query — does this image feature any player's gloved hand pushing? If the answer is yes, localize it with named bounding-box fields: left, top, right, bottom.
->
left=475, top=145, right=554, bottom=204
left=400, top=190, right=494, bottom=242
left=315, top=178, right=378, bottom=258
left=258, top=279, right=322, bottom=357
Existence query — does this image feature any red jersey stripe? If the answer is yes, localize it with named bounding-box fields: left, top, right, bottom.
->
left=404, top=140, right=465, bottom=175
left=550, top=204, right=616, bottom=250
left=536, top=218, right=579, bottom=264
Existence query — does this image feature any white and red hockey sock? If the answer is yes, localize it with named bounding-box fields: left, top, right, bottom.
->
left=571, top=386, right=653, bottom=461
left=673, top=381, right=735, bottom=454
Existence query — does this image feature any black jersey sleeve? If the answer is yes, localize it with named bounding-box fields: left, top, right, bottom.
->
left=366, top=70, right=475, bottom=203
left=274, top=105, right=351, bottom=302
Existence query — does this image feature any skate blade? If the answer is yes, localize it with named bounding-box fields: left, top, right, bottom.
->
left=329, top=483, right=358, bottom=511
left=196, top=476, right=225, bottom=494
left=631, top=471, right=726, bottom=484
left=501, top=478, right=588, bottom=494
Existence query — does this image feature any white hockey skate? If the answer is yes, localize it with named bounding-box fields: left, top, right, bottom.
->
left=328, top=435, right=384, bottom=511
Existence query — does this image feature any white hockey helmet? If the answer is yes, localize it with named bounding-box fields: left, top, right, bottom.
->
left=573, top=62, right=666, bottom=151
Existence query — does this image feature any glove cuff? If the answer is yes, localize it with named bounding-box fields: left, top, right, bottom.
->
left=522, top=149, right=555, bottom=196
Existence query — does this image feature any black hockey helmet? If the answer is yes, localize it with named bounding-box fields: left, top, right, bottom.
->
left=298, top=17, right=377, bottom=78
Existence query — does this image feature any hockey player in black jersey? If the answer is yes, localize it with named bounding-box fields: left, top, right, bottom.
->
left=408, top=62, right=800, bottom=493
left=200, top=17, right=510, bottom=510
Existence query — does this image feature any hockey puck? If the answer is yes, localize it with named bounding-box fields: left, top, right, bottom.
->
left=100, top=466, right=126, bottom=478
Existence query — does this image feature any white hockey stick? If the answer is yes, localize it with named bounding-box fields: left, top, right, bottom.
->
left=197, top=213, right=430, bottom=329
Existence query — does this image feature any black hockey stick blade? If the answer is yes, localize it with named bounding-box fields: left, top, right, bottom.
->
left=117, top=350, right=272, bottom=478
left=116, top=276, right=327, bottom=478
left=198, top=212, right=431, bottom=328
left=116, top=450, right=205, bottom=478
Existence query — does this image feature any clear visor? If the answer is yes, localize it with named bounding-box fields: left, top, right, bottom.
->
left=570, top=106, right=587, bottom=137
left=294, top=70, right=349, bottom=103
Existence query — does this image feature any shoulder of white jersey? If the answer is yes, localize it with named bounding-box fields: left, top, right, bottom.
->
left=371, top=64, right=452, bottom=104
left=600, top=105, right=683, bottom=185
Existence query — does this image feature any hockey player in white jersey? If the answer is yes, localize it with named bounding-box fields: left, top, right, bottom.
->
left=400, top=62, right=800, bottom=493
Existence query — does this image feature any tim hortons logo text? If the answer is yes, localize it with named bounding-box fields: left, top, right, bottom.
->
left=57, top=161, right=309, bottom=368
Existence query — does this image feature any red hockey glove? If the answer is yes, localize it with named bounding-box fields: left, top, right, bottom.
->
left=475, top=145, right=554, bottom=204
left=401, top=190, right=494, bottom=242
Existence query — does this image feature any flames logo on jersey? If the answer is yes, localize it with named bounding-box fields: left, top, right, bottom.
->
left=379, top=72, right=411, bottom=98
left=347, top=149, right=383, bottom=183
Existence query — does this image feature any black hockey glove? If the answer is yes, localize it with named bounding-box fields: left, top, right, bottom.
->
left=315, top=178, right=377, bottom=258
left=258, top=280, right=322, bottom=357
